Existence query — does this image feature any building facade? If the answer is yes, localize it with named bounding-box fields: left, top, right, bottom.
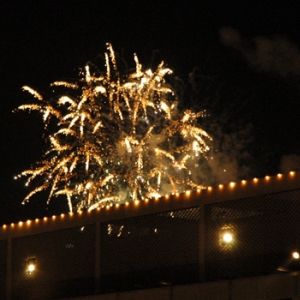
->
left=1, top=172, right=300, bottom=299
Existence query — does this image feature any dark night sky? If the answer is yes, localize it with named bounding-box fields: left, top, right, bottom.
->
left=1, top=1, right=300, bottom=224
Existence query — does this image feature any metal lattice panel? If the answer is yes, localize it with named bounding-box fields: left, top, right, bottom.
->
left=205, top=189, right=300, bottom=281
left=11, top=224, right=96, bottom=300
left=0, top=239, right=7, bottom=300
left=100, top=207, right=200, bottom=292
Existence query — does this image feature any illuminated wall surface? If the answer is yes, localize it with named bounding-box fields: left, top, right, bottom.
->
left=1, top=173, right=300, bottom=299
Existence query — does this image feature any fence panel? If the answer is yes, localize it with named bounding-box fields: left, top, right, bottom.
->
left=204, top=189, right=300, bottom=281
left=2, top=186, right=300, bottom=298
left=11, top=224, right=96, bottom=300
left=0, top=239, right=7, bottom=299
left=100, top=207, right=200, bottom=293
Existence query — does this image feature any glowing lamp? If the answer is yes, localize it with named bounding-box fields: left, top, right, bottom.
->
left=222, top=232, right=233, bottom=243
left=219, top=225, right=235, bottom=247
left=26, top=257, right=37, bottom=274
left=28, top=264, right=35, bottom=272
left=278, top=251, right=300, bottom=272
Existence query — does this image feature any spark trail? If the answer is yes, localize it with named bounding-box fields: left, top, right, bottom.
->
left=15, top=44, right=212, bottom=212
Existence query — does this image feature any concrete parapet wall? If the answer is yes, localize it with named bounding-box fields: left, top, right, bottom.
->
left=59, top=273, right=300, bottom=300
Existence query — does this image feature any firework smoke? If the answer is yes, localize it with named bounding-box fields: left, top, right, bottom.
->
left=219, top=27, right=300, bottom=77
left=14, top=44, right=212, bottom=212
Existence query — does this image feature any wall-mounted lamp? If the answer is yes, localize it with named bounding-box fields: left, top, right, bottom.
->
left=292, top=251, right=299, bottom=259
left=25, top=257, right=37, bottom=275
left=277, top=251, right=300, bottom=272
left=219, top=225, right=235, bottom=248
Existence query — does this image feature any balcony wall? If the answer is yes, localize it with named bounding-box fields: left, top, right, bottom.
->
left=1, top=172, right=300, bottom=299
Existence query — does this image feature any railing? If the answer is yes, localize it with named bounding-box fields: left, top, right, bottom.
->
left=1, top=172, right=300, bottom=299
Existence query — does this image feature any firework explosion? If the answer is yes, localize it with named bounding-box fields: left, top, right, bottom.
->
left=15, top=44, right=212, bottom=212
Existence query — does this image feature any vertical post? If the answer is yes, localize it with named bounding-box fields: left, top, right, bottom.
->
left=95, top=221, right=101, bottom=294
left=199, top=203, right=206, bottom=282
left=6, top=238, right=12, bottom=300
left=292, top=273, right=299, bottom=300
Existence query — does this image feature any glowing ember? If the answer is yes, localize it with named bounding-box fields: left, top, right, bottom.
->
left=14, top=44, right=212, bottom=212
